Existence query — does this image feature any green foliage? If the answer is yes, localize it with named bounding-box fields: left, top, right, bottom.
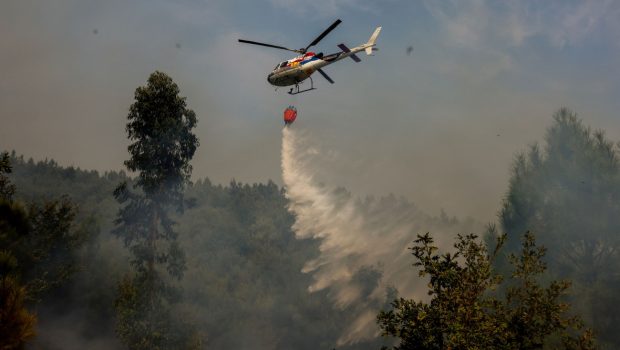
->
left=0, top=155, right=35, bottom=350
left=378, top=233, right=506, bottom=349
left=500, top=108, right=620, bottom=347
left=378, top=232, right=595, bottom=350
left=6, top=152, right=124, bottom=219
left=501, top=109, right=620, bottom=276
left=0, top=153, right=91, bottom=349
left=114, top=275, right=201, bottom=350
left=0, top=159, right=90, bottom=300
left=124, top=70, right=198, bottom=207
left=7, top=155, right=390, bottom=349
left=3, top=107, right=616, bottom=349
left=0, top=152, right=16, bottom=201
left=503, top=232, right=595, bottom=350
left=3, top=152, right=123, bottom=345
left=177, top=180, right=365, bottom=349
left=113, top=71, right=200, bottom=349
left=29, top=199, right=90, bottom=297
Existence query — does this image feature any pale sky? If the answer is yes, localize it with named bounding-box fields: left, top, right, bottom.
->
left=1, top=0, right=619, bottom=222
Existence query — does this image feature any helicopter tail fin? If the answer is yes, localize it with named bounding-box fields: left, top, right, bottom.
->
left=365, top=27, right=381, bottom=55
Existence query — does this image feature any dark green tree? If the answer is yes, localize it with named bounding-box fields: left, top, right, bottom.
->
left=0, top=152, right=16, bottom=201
left=0, top=152, right=89, bottom=349
left=378, top=232, right=595, bottom=350
left=8, top=154, right=395, bottom=350
left=502, top=232, right=595, bottom=350
left=113, top=71, right=200, bottom=349
left=1, top=153, right=90, bottom=298
left=377, top=233, right=507, bottom=349
left=499, top=108, right=620, bottom=346
left=0, top=153, right=35, bottom=349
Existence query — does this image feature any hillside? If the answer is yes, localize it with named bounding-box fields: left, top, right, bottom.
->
left=6, top=153, right=475, bottom=349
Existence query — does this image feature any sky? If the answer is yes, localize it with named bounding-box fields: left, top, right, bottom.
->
left=1, top=0, right=619, bottom=222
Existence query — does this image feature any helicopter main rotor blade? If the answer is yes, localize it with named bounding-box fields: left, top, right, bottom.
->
left=304, top=19, right=342, bottom=52
left=238, top=39, right=301, bottom=53
left=316, top=68, right=334, bottom=84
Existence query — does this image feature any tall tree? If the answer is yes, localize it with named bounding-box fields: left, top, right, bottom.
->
left=499, top=108, right=620, bottom=346
left=113, top=71, right=200, bottom=349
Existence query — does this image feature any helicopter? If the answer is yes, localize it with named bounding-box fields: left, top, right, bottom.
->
left=238, top=19, right=381, bottom=95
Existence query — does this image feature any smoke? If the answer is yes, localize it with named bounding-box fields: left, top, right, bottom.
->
left=281, top=127, right=480, bottom=345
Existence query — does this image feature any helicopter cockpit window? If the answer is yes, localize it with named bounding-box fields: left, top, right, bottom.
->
left=279, top=62, right=288, bottom=68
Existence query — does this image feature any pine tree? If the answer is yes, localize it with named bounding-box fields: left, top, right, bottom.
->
left=499, top=108, right=620, bottom=346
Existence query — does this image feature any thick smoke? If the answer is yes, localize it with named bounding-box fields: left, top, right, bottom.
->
left=281, top=127, right=480, bottom=345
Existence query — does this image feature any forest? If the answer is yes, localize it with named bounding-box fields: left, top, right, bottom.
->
left=2, top=72, right=620, bottom=350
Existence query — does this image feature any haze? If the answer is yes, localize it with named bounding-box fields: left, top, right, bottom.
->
left=1, top=0, right=619, bottom=222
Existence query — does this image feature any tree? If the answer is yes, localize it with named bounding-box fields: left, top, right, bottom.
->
left=8, top=155, right=395, bottom=350
left=499, top=108, right=620, bottom=346
left=377, top=233, right=506, bottom=349
left=0, top=152, right=89, bottom=349
left=501, top=108, right=620, bottom=279
left=502, top=232, right=595, bottom=350
left=0, top=152, right=16, bottom=201
left=0, top=269, right=37, bottom=350
left=113, top=71, right=200, bottom=349
left=0, top=153, right=35, bottom=349
left=377, top=231, right=595, bottom=350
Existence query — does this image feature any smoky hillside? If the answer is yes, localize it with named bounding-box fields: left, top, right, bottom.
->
left=3, top=109, right=620, bottom=349
left=5, top=153, right=476, bottom=350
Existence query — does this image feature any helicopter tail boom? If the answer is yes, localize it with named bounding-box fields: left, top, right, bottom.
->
left=337, top=44, right=362, bottom=62
left=334, top=26, right=381, bottom=60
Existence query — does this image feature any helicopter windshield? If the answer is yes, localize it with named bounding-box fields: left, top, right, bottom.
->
left=273, top=61, right=289, bottom=70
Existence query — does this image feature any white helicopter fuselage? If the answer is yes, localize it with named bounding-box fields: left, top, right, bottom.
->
left=267, top=27, right=381, bottom=87
left=267, top=53, right=329, bottom=87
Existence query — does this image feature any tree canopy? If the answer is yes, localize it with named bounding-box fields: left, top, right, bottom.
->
left=378, top=231, right=595, bottom=350
left=0, top=152, right=91, bottom=349
left=500, top=108, right=620, bottom=346
left=113, top=71, right=201, bottom=349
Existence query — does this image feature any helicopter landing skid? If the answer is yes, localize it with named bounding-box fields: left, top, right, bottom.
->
left=288, top=77, right=316, bottom=95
